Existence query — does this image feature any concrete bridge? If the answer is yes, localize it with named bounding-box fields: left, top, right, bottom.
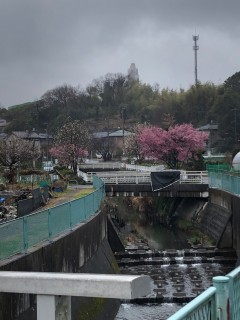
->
left=79, top=170, right=209, bottom=198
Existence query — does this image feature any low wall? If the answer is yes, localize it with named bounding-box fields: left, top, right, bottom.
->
left=0, top=210, right=120, bottom=320
left=17, top=187, right=49, bottom=217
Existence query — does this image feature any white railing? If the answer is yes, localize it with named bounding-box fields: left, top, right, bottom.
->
left=0, top=271, right=151, bottom=320
left=80, top=162, right=123, bottom=170
left=124, top=164, right=165, bottom=172
left=79, top=170, right=208, bottom=185
left=180, top=171, right=208, bottom=184
left=97, top=171, right=151, bottom=184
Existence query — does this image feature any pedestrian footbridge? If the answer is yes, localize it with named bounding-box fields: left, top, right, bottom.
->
left=79, top=170, right=209, bottom=198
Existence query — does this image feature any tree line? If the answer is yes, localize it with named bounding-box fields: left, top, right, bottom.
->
left=1, top=71, right=240, bottom=153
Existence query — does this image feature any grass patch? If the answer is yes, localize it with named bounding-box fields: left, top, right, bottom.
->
left=73, top=188, right=94, bottom=199
left=177, top=218, right=215, bottom=246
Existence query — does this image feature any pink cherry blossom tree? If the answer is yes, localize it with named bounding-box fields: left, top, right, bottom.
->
left=137, top=124, right=208, bottom=169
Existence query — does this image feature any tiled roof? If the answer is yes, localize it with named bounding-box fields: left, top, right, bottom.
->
left=198, top=124, right=218, bottom=131
left=92, top=132, right=109, bottom=139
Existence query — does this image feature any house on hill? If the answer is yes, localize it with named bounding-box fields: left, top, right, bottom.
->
left=6, top=130, right=53, bottom=159
left=198, top=123, right=219, bottom=154
left=92, top=129, right=132, bottom=158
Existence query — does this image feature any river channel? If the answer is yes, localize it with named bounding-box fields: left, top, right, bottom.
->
left=114, top=223, right=189, bottom=319
left=113, top=210, right=236, bottom=319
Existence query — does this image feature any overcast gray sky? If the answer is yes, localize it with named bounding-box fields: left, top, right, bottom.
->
left=0, top=0, right=240, bottom=107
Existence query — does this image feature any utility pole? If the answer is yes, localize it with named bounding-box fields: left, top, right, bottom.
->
left=192, top=35, right=199, bottom=86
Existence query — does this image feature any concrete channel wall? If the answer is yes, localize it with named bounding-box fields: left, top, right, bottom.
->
left=176, top=188, right=240, bottom=260
left=209, top=188, right=240, bottom=260
left=0, top=210, right=120, bottom=320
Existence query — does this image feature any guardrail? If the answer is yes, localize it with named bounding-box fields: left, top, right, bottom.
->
left=124, top=163, right=165, bottom=172
left=209, top=171, right=240, bottom=195
left=0, top=271, right=151, bottom=320
left=79, top=170, right=208, bottom=185
left=80, top=161, right=123, bottom=170
left=0, top=176, right=105, bottom=260
left=97, top=171, right=151, bottom=184
left=168, top=265, right=240, bottom=320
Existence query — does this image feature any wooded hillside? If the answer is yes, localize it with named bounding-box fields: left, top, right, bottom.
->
left=1, top=71, right=240, bottom=154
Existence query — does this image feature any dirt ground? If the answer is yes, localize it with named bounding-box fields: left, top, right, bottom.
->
left=44, top=186, right=94, bottom=209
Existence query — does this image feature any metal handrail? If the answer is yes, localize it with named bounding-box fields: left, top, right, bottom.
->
left=79, top=170, right=208, bottom=185
left=168, top=268, right=240, bottom=320
left=0, top=176, right=105, bottom=261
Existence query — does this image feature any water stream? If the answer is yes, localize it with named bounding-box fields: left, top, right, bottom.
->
left=114, top=222, right=189, bottom=319
left=114, top=221, right=235, bottom=319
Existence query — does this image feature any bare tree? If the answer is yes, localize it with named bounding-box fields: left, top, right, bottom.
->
left=41, top=84, right=79, bottom=109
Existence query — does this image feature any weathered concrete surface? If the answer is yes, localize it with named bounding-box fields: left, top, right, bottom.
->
left=176, top=189, right=240, bottom=257
left=0, top=210, right=120, bottom=320
left=107, top=216, right=125, bottom=253
left=105, top=183, right=209, bottom=198
left=0, top=271, right=150, bottom=299
left=209, top=188, right=240, bottom=260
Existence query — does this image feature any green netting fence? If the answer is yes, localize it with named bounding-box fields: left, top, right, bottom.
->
left=0, top=176, right=105, bottom=260
left=208, top=171, right=240, bottom=195
left=206, top=163, right=232, bottom=172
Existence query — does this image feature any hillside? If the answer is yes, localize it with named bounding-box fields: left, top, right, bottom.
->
left=1, top=71, right=240, bottom=153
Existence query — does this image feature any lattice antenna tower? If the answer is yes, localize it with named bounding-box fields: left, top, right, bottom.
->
left=192, top=35, right=199, bottom=86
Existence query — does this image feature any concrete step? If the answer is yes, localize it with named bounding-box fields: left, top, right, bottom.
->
left=119, top=261, right=235, bottom=304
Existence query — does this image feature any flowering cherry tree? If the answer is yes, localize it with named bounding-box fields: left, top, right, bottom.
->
left=125, top=123, right=147, bottom=163
left=50, top=120, right=90, bottom=174
left=0, top=135, right=40, bottom=183
left=138, top=124, right=208, bottom=169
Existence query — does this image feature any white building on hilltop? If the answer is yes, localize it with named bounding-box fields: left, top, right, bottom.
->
left=127, top=63, right=139, bottom=82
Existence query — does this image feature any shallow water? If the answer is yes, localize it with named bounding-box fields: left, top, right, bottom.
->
left=135, top=224, right=190, bottom=250
left=115, top=223, right=190, bottom=319
left=115, top=303, right=182, bottom=320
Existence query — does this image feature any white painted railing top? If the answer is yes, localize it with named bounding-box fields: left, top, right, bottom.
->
left=0, top=271, right=151, bottom=320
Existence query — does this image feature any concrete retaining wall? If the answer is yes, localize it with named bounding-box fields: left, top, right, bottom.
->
left=0, top=210, right=120, bottom=320
left=209, top=189, right=240, bottom=258
left=177, top=189, right=240, bottom=256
